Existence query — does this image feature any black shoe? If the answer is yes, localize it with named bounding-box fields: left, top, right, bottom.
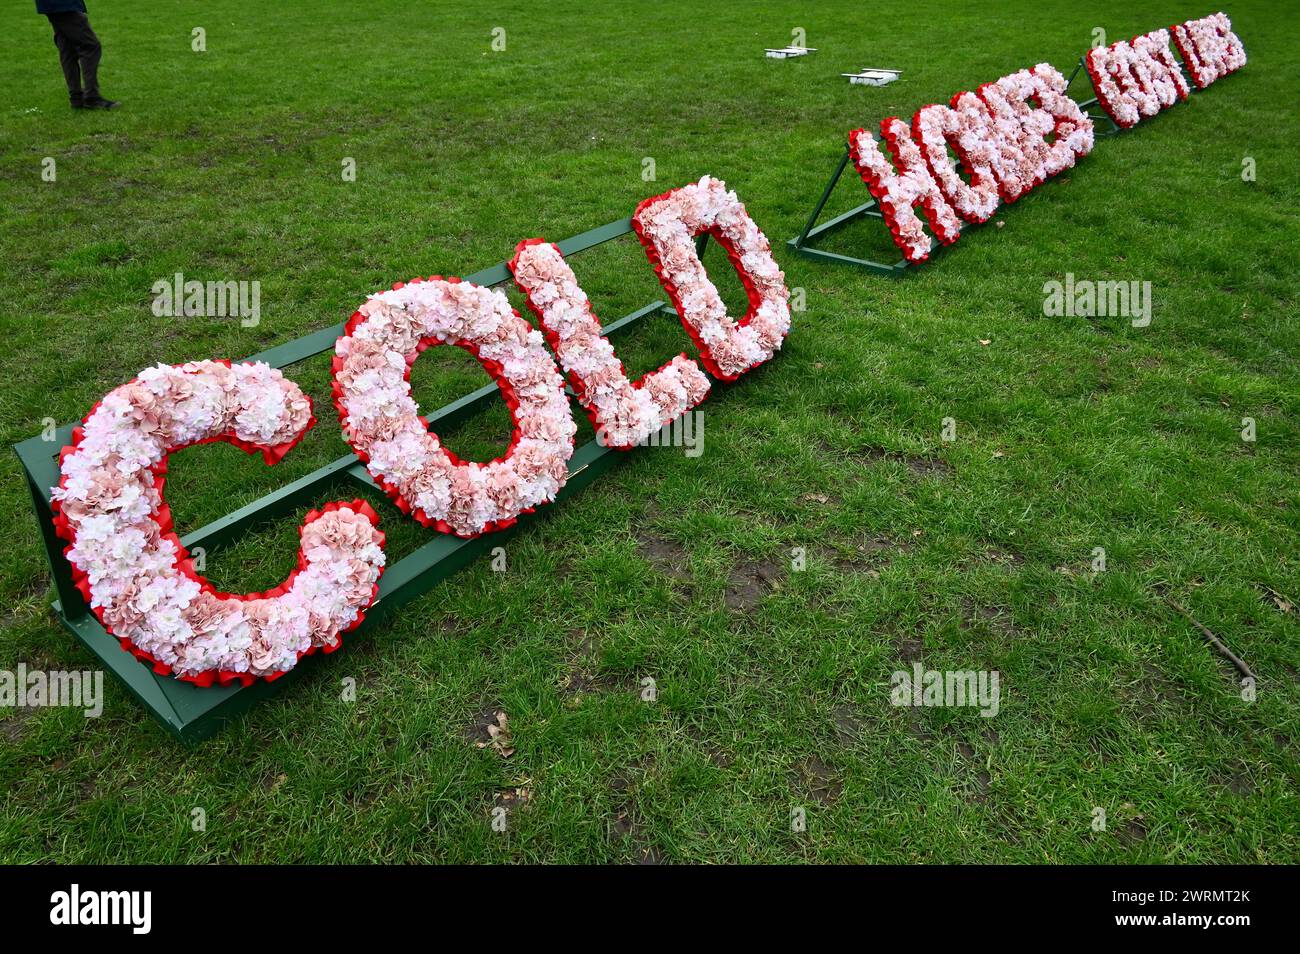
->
left=82, top=96, right=120, bottom=110
left=70, top=95, right=85, bottom=109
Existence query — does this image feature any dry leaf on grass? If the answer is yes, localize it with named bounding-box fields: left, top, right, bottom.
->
left=1258, top=584, right=1295, bottom=614
left=476, top=710, right=515, bottom=758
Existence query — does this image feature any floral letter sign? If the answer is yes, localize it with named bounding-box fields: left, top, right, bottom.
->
left=850, top=64, right=1094, bottom=263
left=57, top=179, right=791, bottom=685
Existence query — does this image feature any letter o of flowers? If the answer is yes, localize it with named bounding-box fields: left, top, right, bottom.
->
left=332, top=276, right=577, bottom=537
left=51, top=360, right=387, bottom=685
left=631, top=175, right=792, bottom=381
left=509, top=239, right=712, bottom=450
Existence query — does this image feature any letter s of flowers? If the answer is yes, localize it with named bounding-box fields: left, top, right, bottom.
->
left=631, top=175, right=792, bottom=381
left=509, top=239, right=712, bottom=450
left=331, top=276, right=577, bottom=537
left=51, top=360, right=386, bottom=685
left=1171, top=12, right=1246, bottom=90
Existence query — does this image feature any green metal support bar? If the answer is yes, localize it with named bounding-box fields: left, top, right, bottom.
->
left=786, top=143, right=952, bottom=275
left=13, top=218, right=713, bottom=744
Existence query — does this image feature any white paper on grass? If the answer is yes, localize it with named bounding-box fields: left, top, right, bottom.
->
left=842, top=68, right=901, bottom=86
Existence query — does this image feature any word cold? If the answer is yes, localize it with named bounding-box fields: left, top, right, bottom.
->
left=56, top=176, right=791, bottom=686
left=332, top=175, right=791, bottom=538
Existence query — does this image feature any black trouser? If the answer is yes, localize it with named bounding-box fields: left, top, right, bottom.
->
left=47, top=12, right=102, bottom=101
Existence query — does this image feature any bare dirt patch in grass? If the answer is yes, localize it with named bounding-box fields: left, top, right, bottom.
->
left=795, top=755, right=844, bottom=806
left=854, top=445, right=954, bottom=479
left=724, top=558, right=785, bottom=612
left=635, top=532, right=692, bottom=584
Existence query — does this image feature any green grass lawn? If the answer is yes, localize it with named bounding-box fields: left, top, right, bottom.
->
left=1, top=0, right=1297, bottom=863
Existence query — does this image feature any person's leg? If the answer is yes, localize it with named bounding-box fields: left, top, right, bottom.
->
left=58, top=13, right=116, bottom=108
left=47, top=14, right=84, bottom=105
left=66, top=13, right=103, bottom=100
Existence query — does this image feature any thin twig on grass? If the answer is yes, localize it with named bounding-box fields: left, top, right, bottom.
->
left=1163, top=596, right=1257, bottom=682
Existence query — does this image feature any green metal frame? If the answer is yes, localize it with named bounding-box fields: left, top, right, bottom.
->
left=13, top=218, right=712, bottom=744
left=787, top=60, right=1127, bottom=273
left=785, top=145, right=929, bottom=275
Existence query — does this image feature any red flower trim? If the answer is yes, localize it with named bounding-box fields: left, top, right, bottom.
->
left=1085, top=43, right=1140, bottom=129
left=630, top=187, right=788, bottom=381
left=330, top=276, right=575, bottom=537
left=508, top=237, right=707, bottom=449
left=1170, top=24, right=1209, bottom=89
left=52, top=363, right=385, bottom=687
left=94, top=501, right=384, bottom=688
left=848, top=122, right=940, bottom=264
